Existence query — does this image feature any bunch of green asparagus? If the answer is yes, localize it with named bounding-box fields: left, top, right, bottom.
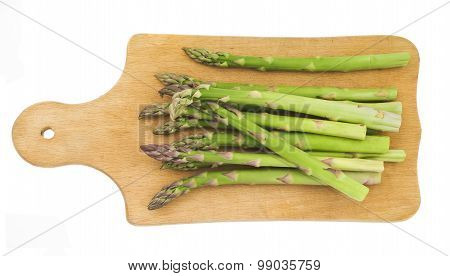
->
left=140, top=48, right=409, bottom=210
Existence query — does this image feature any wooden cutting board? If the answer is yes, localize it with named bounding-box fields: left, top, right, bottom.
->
left=12, top=34, right=420, bottom=225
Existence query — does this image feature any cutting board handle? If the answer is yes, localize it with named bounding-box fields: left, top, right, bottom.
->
left=12, top=101, right=96, bottom=167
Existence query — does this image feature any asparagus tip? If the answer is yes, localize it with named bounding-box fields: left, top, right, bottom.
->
left=141, top=143, right=193, bottom=165
left=141, top=144, right=180, bottom=161
left=183, top=47, right=228, bottom=67
left=139, top=103, right=169, bottom=119
left=148, top=181, right=188, bottom=210
left=152, top=121, right=179, bottom=135
left=159, top=84, right=192, bottom=97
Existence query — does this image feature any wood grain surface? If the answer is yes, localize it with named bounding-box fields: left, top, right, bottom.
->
left=12, top=34, right=420, bottom=225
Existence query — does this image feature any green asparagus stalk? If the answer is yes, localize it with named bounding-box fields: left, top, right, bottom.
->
left=155, top=74, right=401, bottom=115
left=244, top=112, right=367, bottom=139
left=183, top=48, right=410, bottom=72
left=172, top=133, right=259, bottom=151
left=200, top=102, right=370, bottom=201
left=148, top=94, right=402, bottom=116
left=148, top=169, right=381, bottom=209
left=139, top=101, right=402, bottom=128
left=141, top=104, right=212, bottom=120
left=147, top=104, right=367, bottom=139
left=307, top=150, right=406, bottom=162
left=172, top=132, right=390, bottom=153
left=141, top=102, right=275, bottom=119
left=170, top=87, right=401, bottom=132
left=141, top=102, right=274, bottom=119
left=141, top=144, right=384, bottom=172
left=153, top=118, right=228, bottom=135
left=156, top=72, right=397, bottom=102
left=274, top=131, right=390, bottom=153
left=341, top=101, right=402, bottom=115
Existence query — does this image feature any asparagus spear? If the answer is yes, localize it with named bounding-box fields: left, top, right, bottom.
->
left=183, top=48, right=410, bottom=72
left=196, top=102, right=369, bottom=201
left=341, top=101, right=402, bottom=115
left=244, top=112, right=367, bottom=139
left=307, top=150, right=406, bottom=162
left=141, top=103, right=398, bottom=138
left=143, top=98, right=401, bottom=118
left=153, top=118, right=228, bottom=135
left=156, top=72, right=397, bottom=102
left=148, top=106, right=367, bottom=139
left=141, top=144, right=385, bottom=172
left=274, top=131, right=390, bottom=153
left=165, top=134, right=403, bottom=162
left=172, top=133, right=259, bottom=151
left=170, top=87, right=401, bottom=132
left=148, top=168, right=381, bottom=210
left=161, top=150, right=405, bottom=165
left=172, top=132, right=390, bottom=153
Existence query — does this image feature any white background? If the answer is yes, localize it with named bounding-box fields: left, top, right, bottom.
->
left=1, top=0, right=449, bottom=274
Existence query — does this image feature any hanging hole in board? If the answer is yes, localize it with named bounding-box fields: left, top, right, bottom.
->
left=41, top=127, right=55, bottom=140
